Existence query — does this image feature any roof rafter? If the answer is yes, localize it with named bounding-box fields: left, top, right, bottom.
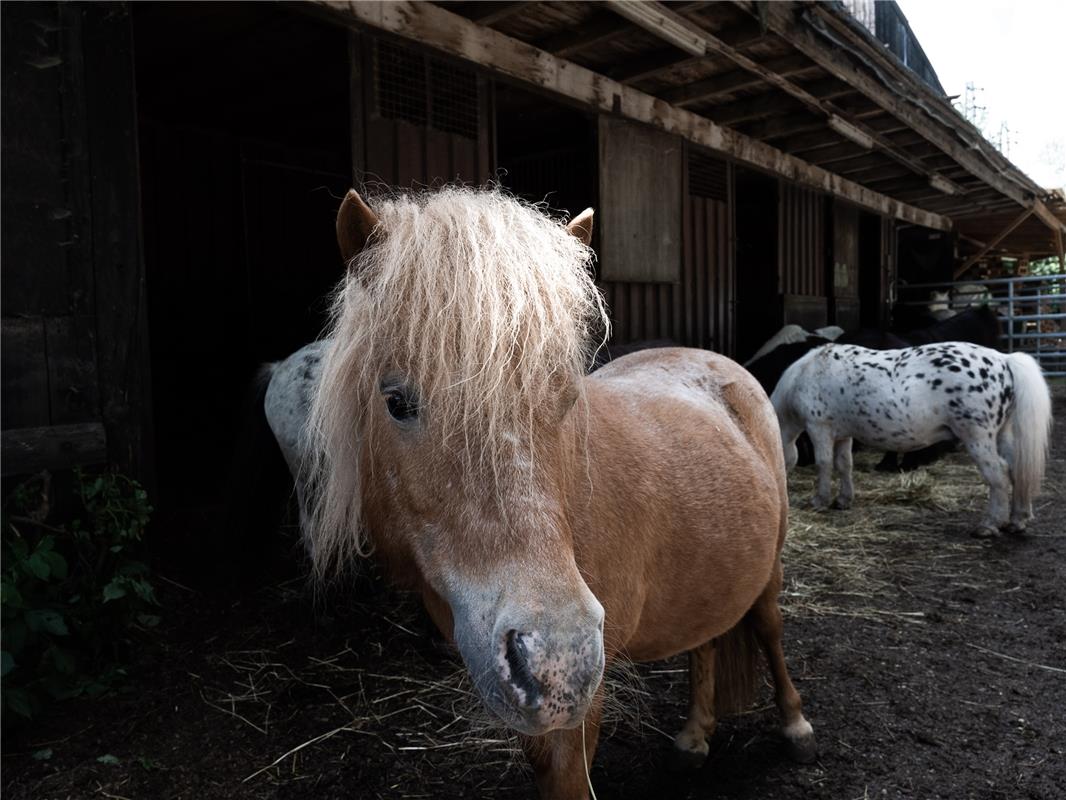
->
left=605, top=0, right=966, bottom=196
left=311, top=0, right=950, bottom=230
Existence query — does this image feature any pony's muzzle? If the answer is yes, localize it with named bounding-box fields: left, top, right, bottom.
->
left=492, top=603, right=605, bottom=735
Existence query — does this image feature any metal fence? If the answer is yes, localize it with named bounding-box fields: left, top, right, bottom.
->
left=896, top=273, right=1066, bottom=377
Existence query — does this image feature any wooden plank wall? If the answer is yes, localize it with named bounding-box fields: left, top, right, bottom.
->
left=1, top=3, right=108, bottom=474
left=778, top=183, right=826, bottom=297
left=831, top=200, right=861, bottom=330
left=597, top=116, right=683, bottom=283
left=359, top=36, right=492, bottom=188
left=599, top=149, right=733, bottom=355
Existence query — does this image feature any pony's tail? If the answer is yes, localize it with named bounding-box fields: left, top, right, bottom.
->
left=1006, top=352, right=1052, bottom=508
left=713, top=615, right=762, bottom=717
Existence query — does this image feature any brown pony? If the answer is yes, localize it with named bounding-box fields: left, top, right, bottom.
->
left=308, top=187, right=815, bottom=798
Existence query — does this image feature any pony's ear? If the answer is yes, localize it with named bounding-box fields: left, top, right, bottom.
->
left=337, top=189, right=380, bottom=266
left=566, top=208, right=594, bottom=246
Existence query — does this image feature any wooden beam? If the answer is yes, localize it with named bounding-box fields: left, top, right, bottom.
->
left=311, top=1, right=950, bottom=230
left=954, top=207, right=1034, bottom=278
left=606, top=0, right=965, bottom=194
left=536, top=10, right=632, bottom=57
left=737, top=113, right=825, bottom=141
left=604, top=0, right=708, bottom=55
left=1, top=423, right=108, bottom=476
left=711, top=92, right=804, bottom=125
left=468, top=1, right=529, bottom=27
left=660, top=53, right=810, bottom=106
left=609, top=50, right=701, bottom=84
left=749, top=2, right=1042, bottom=214
left=610, top=21, right=767, bottom=84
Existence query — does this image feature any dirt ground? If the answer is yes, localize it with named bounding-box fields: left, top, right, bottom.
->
left=4, top=388, right=1065, bottom=800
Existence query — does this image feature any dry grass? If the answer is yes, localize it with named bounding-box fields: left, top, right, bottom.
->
left=782, top=447, right=995, bottom=625
left=204, top=446, right=1012, bottom=786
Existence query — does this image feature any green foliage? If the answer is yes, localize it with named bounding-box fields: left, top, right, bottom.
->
left=1, top=470, right=157, bottom=724
left=1030, top=257, right=1065, bottom=277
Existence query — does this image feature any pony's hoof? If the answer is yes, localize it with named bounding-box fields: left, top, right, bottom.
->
left=969, top=524, right=999, bottom=539
left=784, top=721, right=817, bottom=764
left=668, top=745, right=708, bottom=772
left=809, top=497, right=830, bottom=511
left=831, top=497, right=852, bottom=511
left=1001, top=522, right=1027, bottom=536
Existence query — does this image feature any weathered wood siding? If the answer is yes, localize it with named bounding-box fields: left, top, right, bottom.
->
left=597, top=116, right=683, bottom=283
left=1, top=3, right=140, bottom=477
left=359, top=37, right=492, bottom=188
left=831, top=200, right=861, bottom=329
left=600, top=147, right=732, bottom=354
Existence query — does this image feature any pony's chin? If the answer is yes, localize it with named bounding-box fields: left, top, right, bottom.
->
left=480, top=689, right=592, bottom=737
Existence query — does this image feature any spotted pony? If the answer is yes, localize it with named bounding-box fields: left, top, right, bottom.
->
left=771, top=342, right=1052, bottom=537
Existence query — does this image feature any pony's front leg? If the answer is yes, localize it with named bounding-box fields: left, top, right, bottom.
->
left=522, top=691, right=603, bottom=800
left=808, top=426, right=835, bottom=510
left=831, top=438, right=854, bottom=509
left=671, top=641, right=717, bottom=769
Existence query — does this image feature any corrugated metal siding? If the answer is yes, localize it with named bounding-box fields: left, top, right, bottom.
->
left=778, top=183, right=825, bottom=297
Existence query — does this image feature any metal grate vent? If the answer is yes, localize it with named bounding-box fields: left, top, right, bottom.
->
left=688, top=152, right=728, bottom=201
left=428, top=60, right=479, bottom=138
left=374, top=41, right=478, bottom=139
left=375, top=40, right=427, bottom=126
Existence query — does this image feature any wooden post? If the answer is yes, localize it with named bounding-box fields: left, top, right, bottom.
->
left=953, top=207, right=1034, bottom=279
left=76, top=4, right=156, bottom=488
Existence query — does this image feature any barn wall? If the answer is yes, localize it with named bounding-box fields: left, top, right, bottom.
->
left=778, top=182, right=828, bottom=330
left=597, top=116, right=683, bottom=284
left=1, top=3, right=149, bottom=480
left=598, top=147, right=733, bottom=353
left=831, top=200, right=861, bottom=330
left=360, top=37, right=492, bottom=188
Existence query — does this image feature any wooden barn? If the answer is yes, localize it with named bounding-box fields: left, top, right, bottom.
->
left=3, top=1, right=1065, bottom=521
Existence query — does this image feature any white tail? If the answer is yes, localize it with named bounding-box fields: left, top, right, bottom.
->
left=1006, top=352, right=1052, bottom=507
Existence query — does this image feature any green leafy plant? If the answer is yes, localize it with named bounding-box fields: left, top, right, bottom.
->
left=1, top=469, right=158, bottom=723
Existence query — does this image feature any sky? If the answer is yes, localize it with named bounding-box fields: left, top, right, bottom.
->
left=896, top=0, right=1066, bottom=190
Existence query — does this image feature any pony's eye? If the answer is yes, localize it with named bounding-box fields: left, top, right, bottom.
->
left=385, top=390, right=418, bottom=422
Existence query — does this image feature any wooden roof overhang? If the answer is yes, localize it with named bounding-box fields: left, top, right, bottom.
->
left=311, top=0, right=1066, bottom=256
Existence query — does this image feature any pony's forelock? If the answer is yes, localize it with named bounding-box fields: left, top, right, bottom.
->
left=306, top=186, right=609, bottom=579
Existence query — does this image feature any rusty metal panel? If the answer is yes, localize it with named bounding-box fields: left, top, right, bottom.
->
left=597, top=116, right=683, bottom=283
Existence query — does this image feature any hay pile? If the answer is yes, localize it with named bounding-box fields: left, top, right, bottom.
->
left=781, top=447, right=994, bottom=625
left=211, top=447, right=1004, bottom=785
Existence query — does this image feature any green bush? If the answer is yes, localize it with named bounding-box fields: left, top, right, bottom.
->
left=1, top=470, right=158, bottom=723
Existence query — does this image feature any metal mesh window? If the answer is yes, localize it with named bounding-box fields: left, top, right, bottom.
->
left=375, top=40, right=427, bottom=127
left=429, top=60, right=479, bottom=139
left=374, top=41, right=479, bottom=140
left=688, top=152, right=728, bottom=201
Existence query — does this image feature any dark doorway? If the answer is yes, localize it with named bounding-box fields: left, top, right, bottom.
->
left=134, top=3, right=351, bottom=518
left=858, top=211, right=886, bottom=329
left=734, top=169, right=779, bottom=361
left=494, top=83, right=597, bottom=222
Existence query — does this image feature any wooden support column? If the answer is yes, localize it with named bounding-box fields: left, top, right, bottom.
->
left=75, top=4, right=155, bottom=486
left=954, top=207, right=1034, bottom=279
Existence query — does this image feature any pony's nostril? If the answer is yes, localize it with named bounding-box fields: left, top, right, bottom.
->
left=504, top=629, right=541, bottom=707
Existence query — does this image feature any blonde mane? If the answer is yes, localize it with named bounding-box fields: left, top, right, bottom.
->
left=306, top=187, right=609, bottom=578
